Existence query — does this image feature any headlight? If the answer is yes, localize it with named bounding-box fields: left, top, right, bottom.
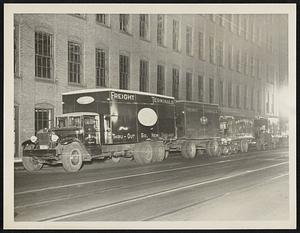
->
left=30, top=136, right=38, bottom=143
left=51, top=134, right=59, bottom=142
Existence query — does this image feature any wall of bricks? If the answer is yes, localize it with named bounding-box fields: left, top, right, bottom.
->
left=13, top=13, right=288, bottom=159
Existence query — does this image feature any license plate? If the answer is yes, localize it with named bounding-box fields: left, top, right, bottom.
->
left=40, top=145, right=49, bottom=149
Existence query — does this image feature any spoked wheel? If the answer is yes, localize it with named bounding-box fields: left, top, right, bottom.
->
left=181, top=141, right=197, bottom=159
left=207, top=140, right=221, bottom=157
left=22, top=143, right=43, bottom=172
left=22, top=156, right=43, bottom=172
left=61, top=142, right=83, bottom=172
left=133, top=142, right=154, bottom=165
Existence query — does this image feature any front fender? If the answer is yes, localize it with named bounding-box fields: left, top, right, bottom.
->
left=21, top=140, right=36, bottom=148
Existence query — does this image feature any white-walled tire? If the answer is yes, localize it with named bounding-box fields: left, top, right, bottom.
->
left=240, top=139, right=249, bottom=153
left=61, top=142, right=83, bottom=172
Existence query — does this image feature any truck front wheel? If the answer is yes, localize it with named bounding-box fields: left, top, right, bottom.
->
left=61, top=143, right=83, bottom=172
left=134, top=142, right=154, bottom=165
left=22, top=156, right=43, bottom=172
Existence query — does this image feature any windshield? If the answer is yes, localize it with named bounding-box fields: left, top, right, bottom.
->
left=56, top=117, right=68, bottom=128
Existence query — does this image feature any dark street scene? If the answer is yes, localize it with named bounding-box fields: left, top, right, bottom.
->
left=5, top=4, right=295, bottom=229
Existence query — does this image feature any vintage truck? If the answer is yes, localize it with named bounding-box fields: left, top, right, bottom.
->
left=21, top=89, right=224, bottom=172
left=22, top=89, right=176, bottom=172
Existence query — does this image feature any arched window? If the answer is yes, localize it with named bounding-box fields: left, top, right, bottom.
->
left=34, top=103, right=54, bottom=133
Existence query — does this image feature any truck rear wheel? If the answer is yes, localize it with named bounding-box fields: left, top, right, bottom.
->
left=152, top=141, right=166, bottom=162
left=207, top=140, right=220, bottom=157
left=61, top=142, right=83, bottom=172
left=181, top=141, right=197, bottom=159
left=133, top=142, right=154, bottom=164
left=22, top=156, right=43, bottom=172
left=240, top=139, right=249, bottom=153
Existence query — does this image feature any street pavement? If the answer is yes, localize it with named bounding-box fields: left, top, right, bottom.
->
left=14, top=148, right=290, bottom=223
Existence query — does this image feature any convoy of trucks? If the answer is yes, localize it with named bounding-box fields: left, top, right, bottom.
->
left=21, top=88, right=288, bottom=172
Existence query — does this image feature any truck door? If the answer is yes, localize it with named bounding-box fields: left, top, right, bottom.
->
left=104, top=115, right=113, bottom=144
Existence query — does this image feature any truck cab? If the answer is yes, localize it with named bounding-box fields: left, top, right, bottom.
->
left=22, top=112, right=102, bottom=172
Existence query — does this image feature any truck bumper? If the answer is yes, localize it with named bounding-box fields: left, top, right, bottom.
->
left=23, top=149, right=58, bottom=160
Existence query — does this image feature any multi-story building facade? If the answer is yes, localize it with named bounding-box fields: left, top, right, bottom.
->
left=13, top=13, right=288, bottom=160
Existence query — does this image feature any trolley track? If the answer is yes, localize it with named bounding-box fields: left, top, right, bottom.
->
left=14, top=149, right=289, bottom=221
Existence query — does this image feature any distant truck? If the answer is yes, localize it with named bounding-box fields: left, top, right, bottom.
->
left=219, top=116, right=254, bottom=154
left=21, top=89, right=222, bottom=172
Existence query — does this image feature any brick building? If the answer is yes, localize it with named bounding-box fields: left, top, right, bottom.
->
left=13, top=13, right=288, bottom=160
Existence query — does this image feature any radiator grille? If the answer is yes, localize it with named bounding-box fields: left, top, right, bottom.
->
left=37, top=132, right=50, bottom=146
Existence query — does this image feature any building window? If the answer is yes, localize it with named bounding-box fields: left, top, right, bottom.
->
left=236, top=85, right=240, bottom=108
left=228, top=44, right=233, bottom=70
left=172, top=20, right=180, bottom=51
left=271, top=93, right=274, bottom=113
left=68, top=41, right=82, bottom=84
left=95, top=48, right=107, bottom=87
left=243, top=16, right=248, bottom=40
left=186, top=72, right=192, bottom=100
left=237, top=15, right=241, bottom=35
left=96, top=14, right=109, bottom=26
left=251, top=87, right=254, bottom=110
left=35, top=31, right=53, bottom=79
left=251, top=22, right=255, bottom=42
left=228, top=81, right=232, bottom=107
left=198, top=75, right=204, bottom=102
left=172, top=68, right=179, bottom=99
left=266, top=91, right=270, bottom=113
left=119, top=54, right=129, bottom=89
left=228, top=14, right=233, bottom=31
left=120, top=14, right=130, bottom=33
left=256, top=58, right=260, bottom=79
left=236, top=49, right=241, bottom=72
left=210, top=14, right=216, bottom=22
left=244, top=85, right=248, bottom=109
left=139, top=59, right=149, bottom=92
left=250, top=56, right=255, bottom=77
left=219, top=14, right=224, bottom=27
left=257, top=90, right=261, bottom=113
left=157, top=64, right=165, bottom=95
left=257, top=27, right=261, bottom=45
left=219, top=80, right=223, bottom=106
left=35, top=108, right=53, bottom=133
left=186, top=26, right=193, bottom=56
left=198, top=32, right=205, bottom=60
left=157, top=14, right=165, bottom=46
left=243, top=52, right=248, bottom=75
left=14, top=24, right=20, bottom=75
left=140, top=14, right=149, bottom=40
left=209, top=36, right=215, bottom=64
left=217, top=40, right=224, bottom=67
left=209, top=78, right=214, bottom=103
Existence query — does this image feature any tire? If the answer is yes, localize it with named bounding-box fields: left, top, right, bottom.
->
left=207, top=140, right=220, bottom=157
left=61, top=142, right=83, bottom=172
left=152, top=141, right=166, bottom=162
left=181, top=141, right=197, bottom=159
left=112, top=156, right=121, bottom=163
left=133, top=142, right=154, bottom=165
left=240, top=139, right=249, bottom=153
left=22, top=156, right=43, bottom=172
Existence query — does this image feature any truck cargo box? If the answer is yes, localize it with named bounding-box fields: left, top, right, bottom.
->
left=62, top=89, right=176, bottom=145
left=175, top=101, right=220, bottom=139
